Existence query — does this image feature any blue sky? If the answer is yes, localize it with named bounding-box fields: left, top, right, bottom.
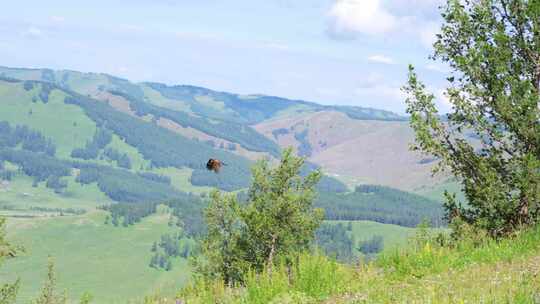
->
left=1, top=0, right=451, bottom=113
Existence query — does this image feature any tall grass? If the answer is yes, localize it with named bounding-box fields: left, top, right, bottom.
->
left=169, top=224, right=540, bottom=303
left=376, top=224, right=540, bottom=280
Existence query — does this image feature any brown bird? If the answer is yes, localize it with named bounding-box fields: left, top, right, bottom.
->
left=206, top=159, right=226, bottom=173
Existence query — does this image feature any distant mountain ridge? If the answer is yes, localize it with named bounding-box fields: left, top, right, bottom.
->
left=0, top=65, right=450, bottom=194
left=0, top=66, right=406, bottom=124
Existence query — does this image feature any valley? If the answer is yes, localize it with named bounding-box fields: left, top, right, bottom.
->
left=0, top=66, right=452, bottom=302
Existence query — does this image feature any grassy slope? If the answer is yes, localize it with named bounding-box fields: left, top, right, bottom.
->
left=415, top=178, right=467, bottom=203
left=0, top=171, right=191, bottom=303
left=0, top=81, right=97, bottom=159
left=151, top=167, right=213, bottom=194
left=0, top=173, right=110, bottom=211
left=175, top=225, right=540, bottom=304
left=328, top=220, right=415, bottom=250
left=106, top=133, right=151, bottom=170
left=3, top=211, right=190, bottom=304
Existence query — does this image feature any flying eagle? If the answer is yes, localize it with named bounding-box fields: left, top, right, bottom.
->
left=206, top=159, right=226, bottom=173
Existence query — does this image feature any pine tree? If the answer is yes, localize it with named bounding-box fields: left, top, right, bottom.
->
left=149, top=253, right=159, bottom=268
left=158, top=254, right=166, bottom=268
left=111, top=215, right=119, bottom=227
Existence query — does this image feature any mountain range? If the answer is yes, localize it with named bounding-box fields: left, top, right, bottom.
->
left=0, top=66, right=446, bottom=193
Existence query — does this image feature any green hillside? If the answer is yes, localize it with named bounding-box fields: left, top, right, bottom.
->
left=4, top=211, right=191, bottom=304
left=0, top=66, right=406, bottom=125
left=317, top=185, right=444, bottom=227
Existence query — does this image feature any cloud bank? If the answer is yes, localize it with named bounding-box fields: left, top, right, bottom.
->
left=327, top=0, right=443, bottom=48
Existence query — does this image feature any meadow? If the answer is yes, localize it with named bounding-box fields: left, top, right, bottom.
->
left=0, top=174, right=191, bottom=303
left=3, top=210, right=191, bottom=304
left=175, top=224, right=540, bottom=303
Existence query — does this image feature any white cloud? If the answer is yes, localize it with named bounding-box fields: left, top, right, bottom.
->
left=357, top=72, right=384, bottom=88
left=327, top=0, right=442, bottom=49
left=50, top=16, right=65, bottom=23
left=419, top=21, right=440, bottom=48
left=425, top=63, right=449, bottom=73
left=24, top=27, right=42, bottom=39
left=316, top=87, right=342, bottom=98
left=434, top=87, right=453, bottom=112
left=328, top=0, right=397, bottom=36
left=354, top=85, right=405, bottom=100
left=261, top=42, right=290, bottom=51
left=368, top=54, right=395, bottom=65
left=354, top=84, right=408, bottom=113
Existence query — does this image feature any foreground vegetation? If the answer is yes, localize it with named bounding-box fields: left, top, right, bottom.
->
left=139, top=222, right=531, bottom=303
left=173, top=224, right=540, bottom=303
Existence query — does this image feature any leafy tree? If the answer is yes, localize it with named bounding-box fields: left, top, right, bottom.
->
left=78, top=292, right=93, bottom=304
left=196, top=190, right=248, bottom=284
left=197, top=148, right=324, bottom=284
left=403, top=0, right=539, bottom=237
left=33, top=258, right=67, bottom=304
left=0, top=217, right=21, bottom=304
left=242, top=148, right=323, bottom=275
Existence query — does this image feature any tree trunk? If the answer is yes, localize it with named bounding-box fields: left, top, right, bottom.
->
left=266, top=234, right=277, bottom=278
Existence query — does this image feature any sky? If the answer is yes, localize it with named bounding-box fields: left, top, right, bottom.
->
left=0, top=0, right=452, bottom=114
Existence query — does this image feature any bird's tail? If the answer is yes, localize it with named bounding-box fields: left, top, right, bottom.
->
left=222, top=162, right=228, bottom=166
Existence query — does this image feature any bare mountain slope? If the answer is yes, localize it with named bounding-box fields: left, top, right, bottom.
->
left=255, top=111, right=446, bottom=191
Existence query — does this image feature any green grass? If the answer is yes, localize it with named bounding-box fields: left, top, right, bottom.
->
left=106, top=133, right=151, bottom=171
left=0, top=170, right=194, bottom=303
left=0, top=172, right=110, bottom=212
left=0, top=81, right=97, bottom=159
left=56, top=71, right=108, bottom=95
left=151, top=167, right=213, bottom=194
left=328, top=220, right=416, bottom=250
left=2, top=211, right=191, bottom=304
left=270, top=104, right=315, bottom=120
left=0, top=67, right=42, bottom=81
left=174, top=225, right=540, bottom=304
left=415, top=178, right=466, bottom=203
left=141, top=85, right=194, bottom=114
